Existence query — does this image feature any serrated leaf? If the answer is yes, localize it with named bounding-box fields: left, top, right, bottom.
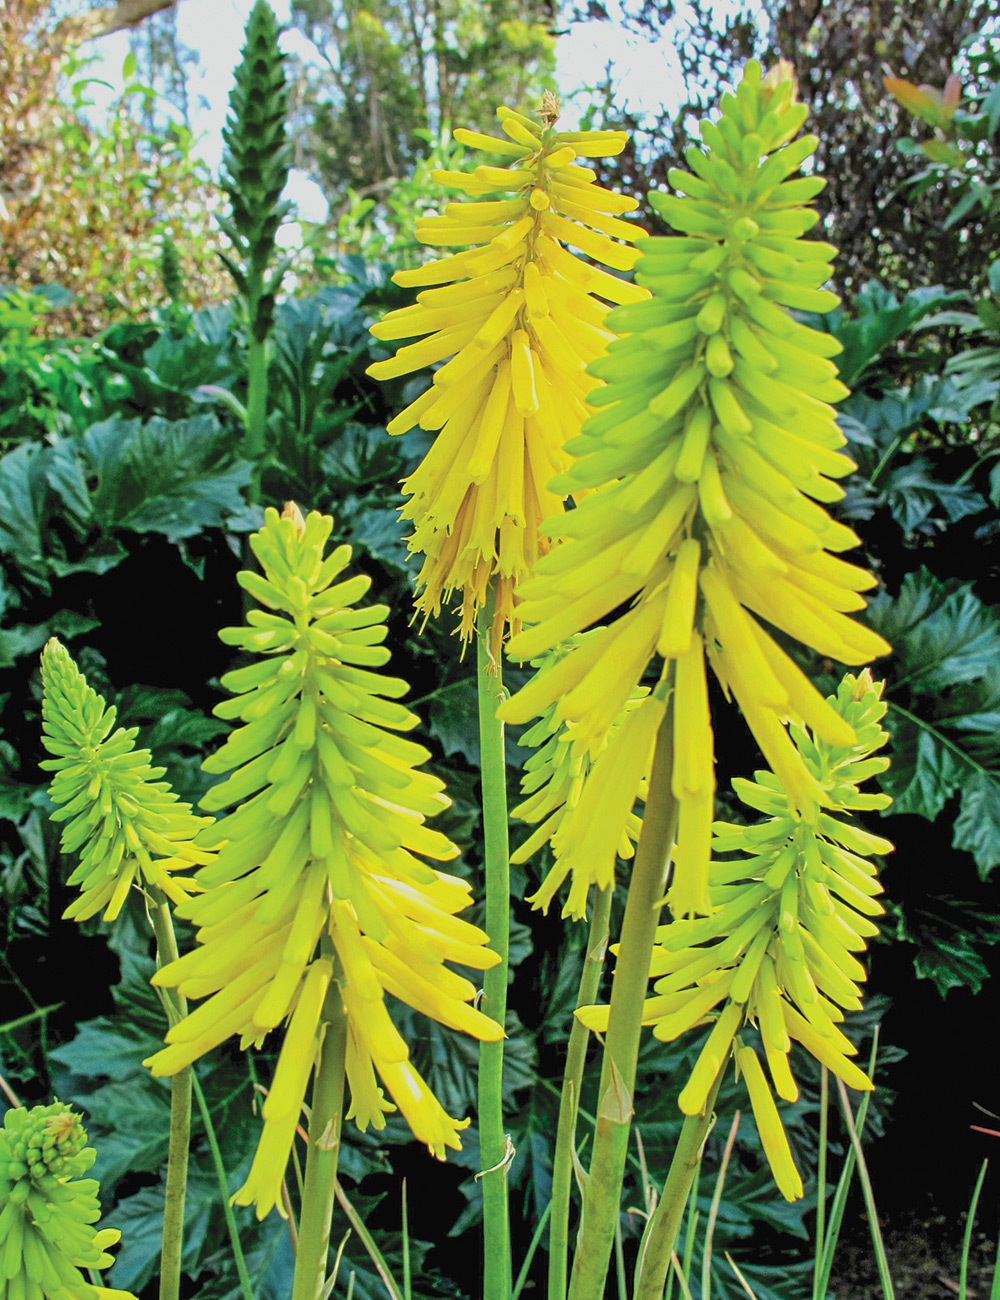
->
left=868, top=569, right=1000, bottom=691
left=426, top=677, right=481, bottom=766
left=952, top=768, right=1000, bottom=875
left=106, top=1167, right=214, bottom=1293
left=871, top=570, right=1000, bottom=876
left=75, top=414, right=252, bottom=542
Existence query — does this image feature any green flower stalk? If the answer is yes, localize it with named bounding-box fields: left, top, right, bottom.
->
left=39, top=641, right=214, bottom=923
left=0, top=1102, right=137, bottom=1300
left=582, top=670, right=892, bottom=1210
left=218, top=0, right=293, bottom=466
left=144, top=505, right=502, bottom=1224
left=500, top=59, right=890, bottom=923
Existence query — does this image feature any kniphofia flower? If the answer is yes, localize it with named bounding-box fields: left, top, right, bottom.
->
left=510, top=635, right=655, bottom=918
left=143, top=505, right=502, bottom=1219
left=501, top=61, right=890, bottom=918
left=579, top=671, right=893, bottom=1200
left=0, top=1102, right=137, bottom=1300
left=39, top=640, right=211, bottom=922
left=366, top=97, right=648, bottom=652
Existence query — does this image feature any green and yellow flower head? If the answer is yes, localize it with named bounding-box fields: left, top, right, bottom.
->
left=39, top=641, right=213, bottom=923
left=366, top=96, right=648, bottom=653
left=579, top=671, right=892, bottom=1201
left=501, top=61, right=890, bottom=918
left=510, top=635, right=656, bottom=917
left=143, top=505, right=502, bottom=1219
left=0, top=1102, right=137, bottom=1300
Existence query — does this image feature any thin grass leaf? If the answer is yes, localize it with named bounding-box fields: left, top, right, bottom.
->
left=335, top=1183, right=405, bottom=1300
left=512, top=1198, right=552, bottom=1300
left=323, top=1231, right=353, bottom=1300
left=725, top=1251, right=761, bottom=1300
left=615, top=1211, right=629, bottom=1300
left=813, top=1069, right=829, bottom=1300
left=836, top=1077, right=895, bottom=1300
left=191, top=1071, right=255, bottom=1300
left=670, top=1252, right=695, bottom=1300
left=703, top=1110, right=740, bottom=1300
left=402, top=1180, right=411, bottom=1300
left=817, top=1030, right=880, bottom=1296
left=961, top=1160, right=989, bottom=1300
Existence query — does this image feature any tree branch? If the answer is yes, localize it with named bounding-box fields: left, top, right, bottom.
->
left=53, top=0, right=180, bottom=47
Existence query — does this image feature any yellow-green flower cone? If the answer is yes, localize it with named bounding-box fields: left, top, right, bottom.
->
left=143, top=504, right=502, bottom=1220
left=366, top=97, right=648, bottom=654
left=0, top=1103, right=138, bottom=1300
left=501, top=60, right=890, bottom=919
left=39, top=640, right=212, bottom=922
left=578, top=670, right=893, bottom=1201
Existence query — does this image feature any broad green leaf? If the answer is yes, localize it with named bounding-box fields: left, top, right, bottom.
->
left=869, top=570, right=1000, bottom=876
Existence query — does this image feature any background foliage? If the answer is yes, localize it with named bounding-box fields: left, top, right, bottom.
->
left=3, top=3, right=1000, bottom=1298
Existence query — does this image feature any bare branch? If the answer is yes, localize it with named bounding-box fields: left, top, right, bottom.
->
left=53, top=0, right=180, bottom=47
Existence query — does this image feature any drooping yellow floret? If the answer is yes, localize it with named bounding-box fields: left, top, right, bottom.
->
left=366, top=97, right=648, bottom=654
left=501, top=61, right=890, bottom=918
left=511, top=635, right=655, bottom=917
left=577, top=671, right=892, bottom=1201
left=39, top=640, right=212, bottom=922
left=143, top=505, right=501, bottom=1219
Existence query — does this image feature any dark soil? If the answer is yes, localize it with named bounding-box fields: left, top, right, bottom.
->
left=829, top=1191, right=998, bottom=1300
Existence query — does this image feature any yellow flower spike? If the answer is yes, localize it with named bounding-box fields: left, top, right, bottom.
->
left=39, top=639, right=213, bottom=922
left=367, top=101, right=648, bottom=655
left=578, top=671, right=891, bottom=1202
left=143, top=506, right=502, bottom=1220
left=502, top=60, right=891, bottom=916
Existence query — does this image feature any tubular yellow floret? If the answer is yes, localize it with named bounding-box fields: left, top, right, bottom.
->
left=366, top=100, right=647, bottom=653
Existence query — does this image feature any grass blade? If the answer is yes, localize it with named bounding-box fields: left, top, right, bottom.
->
left=513, top=1198, right=552, bottom=1300
left=402, top=1180, right=411, bottom=1300
left=817, top=1030, right=880, bottom=1297
left=703, top=1111, right=740, bottom=1300
left=836, top=1077, right=894, bottom=1300
left=960, top=1160, right=988, bottom=1300
left=336, top=1182, right=405, bottom=1300
left=813, top=1068, right=828, bottom=1300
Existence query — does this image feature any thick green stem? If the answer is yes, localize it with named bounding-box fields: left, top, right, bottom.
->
left=547, top=887, right=612, bottom=1300
left=148, top=888, right=192, bottom=1300
left=634, top=1061, right=729, bottom=1300
left=567, top=703, right=678, bottom=1300
left=291, top=975, right=349, bottom=1300
left=477, top=589, right=512, bottom=1300
left=245, top=332, right=269, bottom=497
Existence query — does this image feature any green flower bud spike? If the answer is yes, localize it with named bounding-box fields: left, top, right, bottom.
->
left=39, top=641, right=214, bottom=923
left=144, top=504, right=502, bottom=1221
left=218, top=0, right=292, bottom=344
left=0, top=1102, right=137, bottom=1300
left=580, top=670, right=893, bottom=1203
left=500, top=59, right=891, bottom=923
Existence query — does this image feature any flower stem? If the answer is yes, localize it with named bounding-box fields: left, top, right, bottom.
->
left=291, top=972, right=349, bottom=1300
left=477, top=587, right=512, bottom=1300
left=147, top=887, right=192, bottom=1300
left=547, top=886, right=612, bottom=1300
left=567, top=699, right=678, bottom=1300
left=245, top=334, right=268, bottom=499
left=634, top=1059, right=729, bottom=1300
